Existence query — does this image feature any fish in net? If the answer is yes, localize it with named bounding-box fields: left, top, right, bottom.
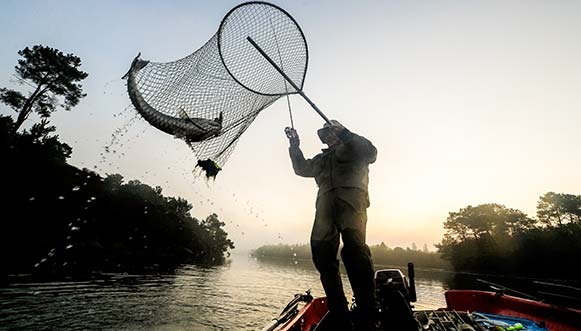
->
left=122, top=1, right=310, bottom=179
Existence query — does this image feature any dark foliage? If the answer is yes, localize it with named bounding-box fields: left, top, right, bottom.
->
left=437, top=199, right=581, bottom=279
left=0, top=115, right=234, bottom=277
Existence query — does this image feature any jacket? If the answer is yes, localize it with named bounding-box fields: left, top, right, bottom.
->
left=289, top=129, right=377, bottom=208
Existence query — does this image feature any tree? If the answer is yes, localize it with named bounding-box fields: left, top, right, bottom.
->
left=0, top=115, right=72, bottom=161
left=201, top=214, right=235, bottom=256
left=498, top=207, right=537, bottom=235
left=104, top=174, right=124, bottom=191
left=537, top=192, right=581, bottom=227
left=440, top=204, right=534, bottom=244
left=437, top=203, right=535, bottom=271
left=436, top=197, right=581, bottom=278
left=0, top=45, right=88, bottom=132
left=26, top=118, right=73, bottom=161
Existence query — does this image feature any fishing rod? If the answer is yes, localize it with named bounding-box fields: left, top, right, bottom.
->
left=476, top=279, right=541, bottom=301
left=261, top=290, right=313, bottom=331
left=533, top=280, right=581, bottom=293
left=477, top=279, right=581, bottom=313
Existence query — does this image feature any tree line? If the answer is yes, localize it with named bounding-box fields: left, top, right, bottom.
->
left=436, top=195, right=581, bottom=279
left=251, top=242, right=451, bottom=270
left=252, top=193, right=581, bottom=278
left=0, top=45, right=234, bottom=278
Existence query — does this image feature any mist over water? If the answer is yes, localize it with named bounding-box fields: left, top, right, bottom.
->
left=1, top=254, right=449, bottom=331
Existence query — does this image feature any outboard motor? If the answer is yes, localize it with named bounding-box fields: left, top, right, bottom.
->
left=375, top=263, right=419, bottom=330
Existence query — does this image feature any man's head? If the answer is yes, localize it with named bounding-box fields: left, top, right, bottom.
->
left=317, top=120, right=343, bottom=147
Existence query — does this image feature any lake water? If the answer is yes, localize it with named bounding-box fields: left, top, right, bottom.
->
left=0, top=254, right=454, bottom=331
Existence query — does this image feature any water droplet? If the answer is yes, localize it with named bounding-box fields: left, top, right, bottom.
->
left=71, top=226, right=80, bottom=231
left=72, top=186, right=80, bottom=191
left=58, top=196, right=65, bottom=200
left=66, top=244, right=73, bottom=250
left=294, top=261, right=298, bottom=265
left=90, top=197, right=96, bottom=201
left=293, top=253, right=297, bottom=257
left=34, top=263, right=40, bottom=268
left=29, top=197, right=35, bottom=201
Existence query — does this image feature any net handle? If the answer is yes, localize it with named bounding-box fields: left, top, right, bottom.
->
left=247, top=36, right=331, bottom=125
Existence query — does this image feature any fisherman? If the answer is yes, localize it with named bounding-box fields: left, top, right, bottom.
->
left=285, top=121, right=381, bottom=331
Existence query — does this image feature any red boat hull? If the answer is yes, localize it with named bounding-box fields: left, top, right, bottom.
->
left=275, top=291, right=581, bottom=331
left=445, top=290, right=581, bottom=331
left=279, top=297, right=328, bottom=331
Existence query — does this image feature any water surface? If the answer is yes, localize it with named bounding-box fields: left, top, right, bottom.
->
left=0, top=255, right=450, bottom=330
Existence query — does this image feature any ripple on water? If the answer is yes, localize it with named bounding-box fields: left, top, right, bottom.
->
left=0, top=256, right=447, bottom=330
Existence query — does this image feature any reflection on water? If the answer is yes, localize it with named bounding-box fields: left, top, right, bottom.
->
left=0, top=255, right=449, bottom=330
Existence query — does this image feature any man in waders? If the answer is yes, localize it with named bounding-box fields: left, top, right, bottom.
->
left=285, top=120, right=381, bottom=331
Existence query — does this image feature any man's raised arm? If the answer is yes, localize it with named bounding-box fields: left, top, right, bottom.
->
left=285, top=127, right=318, bottom=177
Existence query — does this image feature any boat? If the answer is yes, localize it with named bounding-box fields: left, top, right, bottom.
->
left=261, top=264, right=581, bottom=331
left=445, top=290, right=581, bottom=331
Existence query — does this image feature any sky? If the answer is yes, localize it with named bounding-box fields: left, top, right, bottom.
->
left=1, top=0, right=580, bottom=251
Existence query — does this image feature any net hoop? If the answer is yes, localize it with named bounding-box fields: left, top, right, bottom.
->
left=217, top=1, right=309, bottom=97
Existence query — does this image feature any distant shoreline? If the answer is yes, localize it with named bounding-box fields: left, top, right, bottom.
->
left=250, top=253, right=454, bottom=273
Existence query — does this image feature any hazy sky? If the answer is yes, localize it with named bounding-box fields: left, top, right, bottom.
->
left=1, top=0, right=580, bottom=251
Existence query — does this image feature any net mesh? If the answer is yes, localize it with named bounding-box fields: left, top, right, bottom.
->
left=124, top=2, right=308, bottom=176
